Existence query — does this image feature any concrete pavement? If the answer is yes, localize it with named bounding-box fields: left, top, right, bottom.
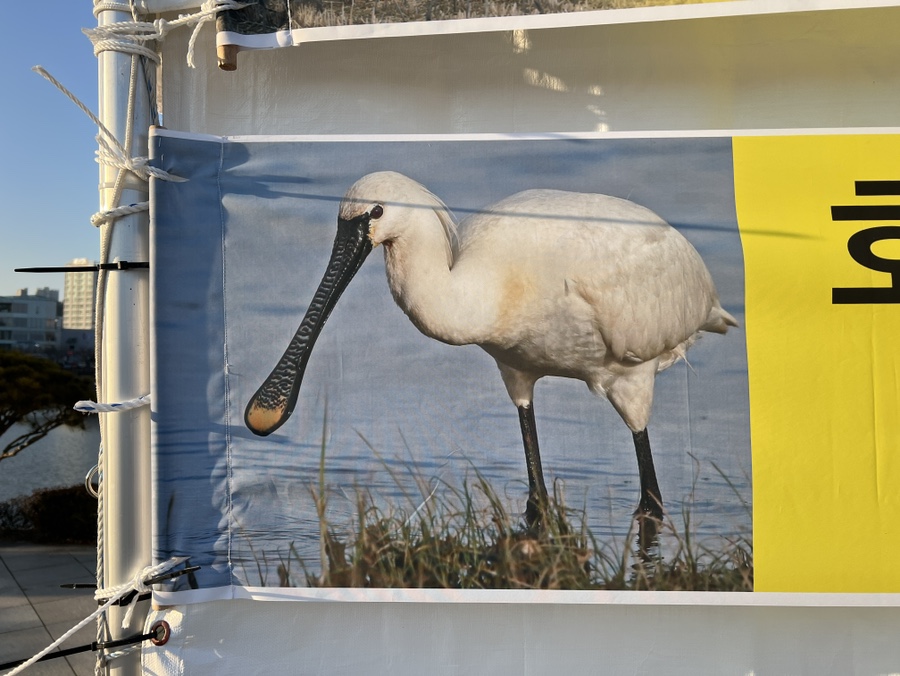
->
left=0, top=543, right=97, bottom=675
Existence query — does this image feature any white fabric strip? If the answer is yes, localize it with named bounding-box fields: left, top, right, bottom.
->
left=153, top=585, right=900, bottom=607
left=212, top=0, right=900, bottom=49
left=150, top=126, right=900, bottom=145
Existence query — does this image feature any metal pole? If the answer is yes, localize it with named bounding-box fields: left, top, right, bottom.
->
left=95, top=4, right=152, bottom=674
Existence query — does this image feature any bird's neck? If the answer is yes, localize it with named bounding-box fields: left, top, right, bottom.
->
left=381, top=222, right=489, bottom=346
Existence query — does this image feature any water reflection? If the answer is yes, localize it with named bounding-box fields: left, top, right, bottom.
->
left=633, top=514, right=661, bottom=566
left=227, top=437, right=751, bottom=588
left=0, top=419, right=100, bottom=502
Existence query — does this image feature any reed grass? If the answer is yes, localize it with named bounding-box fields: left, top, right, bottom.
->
left=285, top=0, right=718, bottom=29
left=255, top=411, right=753, bottom=591
left=272, top=457, right=752, bottom=591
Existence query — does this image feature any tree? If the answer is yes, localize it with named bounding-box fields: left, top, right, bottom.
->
left=0, top=350, right=95, bottom=462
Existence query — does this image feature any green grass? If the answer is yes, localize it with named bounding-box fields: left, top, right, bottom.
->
left=272, top=469, right=752, bottom=591
left=243, top=414, right=752, bottom=592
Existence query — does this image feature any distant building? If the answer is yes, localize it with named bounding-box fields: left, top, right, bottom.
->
left=62, top=258, right=97, bottom=330
left=34, top=287, right=60, bottom=302
left=0, top=289, right=61, bottom=352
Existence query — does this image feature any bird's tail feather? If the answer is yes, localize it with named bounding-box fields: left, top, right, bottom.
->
left=702, top=305, right=739, bottom=334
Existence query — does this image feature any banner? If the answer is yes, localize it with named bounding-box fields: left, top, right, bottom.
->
left=735, top=133, right=900, bottom=592
left=214, top=0, right=731, bottom=50
left=149, top=129, right=899, bottom=601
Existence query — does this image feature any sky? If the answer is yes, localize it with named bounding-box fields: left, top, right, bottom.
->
left=0, top=2, right=105, bottom=299
left=0, top=0, right=767, bottom=301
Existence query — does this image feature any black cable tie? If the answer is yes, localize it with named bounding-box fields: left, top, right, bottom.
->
left=15, top=261, right=150, bottom=273
left=96, top=565, right=201, bottom=606
left=0, top=628, right=159, bottom=671
left=144, top=565, right=201, bottom=586
left=105, top=590, right=152, bottom=607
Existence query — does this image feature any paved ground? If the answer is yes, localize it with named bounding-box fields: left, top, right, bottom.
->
left=0, top=543, right=97, bottom=675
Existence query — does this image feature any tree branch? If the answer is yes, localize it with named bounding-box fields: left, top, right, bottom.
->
left=0, top=429, right=53, bottom=461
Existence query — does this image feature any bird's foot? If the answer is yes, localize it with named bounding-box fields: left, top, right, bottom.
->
left=524, top=495, right=549, bottom=536
left=633, top=493, right=664, bottom=522
left=632, top=497, right=663, bottom=558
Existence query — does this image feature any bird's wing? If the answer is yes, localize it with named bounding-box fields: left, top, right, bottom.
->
left=570, top=226, right=721, bottom=364
left=457, top=189, right=727, bottom=364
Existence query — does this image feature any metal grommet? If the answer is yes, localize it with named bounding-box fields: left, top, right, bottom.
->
left=150, top=620, right=171, bottom=646
left=84, top=464, right=100, bottom=499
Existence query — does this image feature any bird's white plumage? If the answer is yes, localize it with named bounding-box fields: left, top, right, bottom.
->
left=340, top=171, right=736, bottom=433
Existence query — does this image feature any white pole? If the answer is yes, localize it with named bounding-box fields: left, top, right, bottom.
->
left=95, top=4, right=152, bottom=674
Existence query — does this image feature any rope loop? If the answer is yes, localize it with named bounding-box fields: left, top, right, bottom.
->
left=85, top=463, right=101, bottom=498
left=132, top=157, right=189, bottom=182
left=91, top=202, right=150, bottom=228
left=94, top=136, right=187, bottom=183
left=92, top=37, right=161, bottom=62
left=75, top=394, right=152, bottom=413
left=84, top=21, right=160, bottom=62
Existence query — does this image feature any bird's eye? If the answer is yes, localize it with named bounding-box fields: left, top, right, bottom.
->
left=370, top=205, right=384, bottom=220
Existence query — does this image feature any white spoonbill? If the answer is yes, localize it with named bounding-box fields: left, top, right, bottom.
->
left=245, top=171, right=737, bottom=526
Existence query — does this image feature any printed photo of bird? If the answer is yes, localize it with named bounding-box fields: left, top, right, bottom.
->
left=245, top=171, right=737, bottom=529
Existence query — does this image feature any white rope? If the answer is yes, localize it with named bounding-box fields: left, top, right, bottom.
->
left=32, top=67, right=113, bottom=146
left=86, top=19, right=162, bottom=61
left=87, top=0, right=248, bottom=68
left=91, top=36, right=161, bottom=62
left=91, top=201, right=149, bottom=228
left=75, top=395, right=152, bottom=413
left=93, top=443, right=105, bottom=676
left=32, top=67, right=184, bottom=183
left=101, top=643, right=142, bottom=666
left=95, top=134, right=187, bottom=183
left=184, top=0, right=249, bottom=67
left=96, top=556, right=189, bottom=627
left=5, top=557, right=186, bottom=675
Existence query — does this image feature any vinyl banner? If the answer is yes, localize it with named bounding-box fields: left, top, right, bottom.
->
left=148, top=129, right=899, bottom=601
left=214, top=0, right=729, bottom=49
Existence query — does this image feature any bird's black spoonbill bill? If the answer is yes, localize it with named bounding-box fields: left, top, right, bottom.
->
left=245, top=171, right=737, bottom=526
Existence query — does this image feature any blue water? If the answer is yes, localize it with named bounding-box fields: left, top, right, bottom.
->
left=0, top=418, right=101, bottom=503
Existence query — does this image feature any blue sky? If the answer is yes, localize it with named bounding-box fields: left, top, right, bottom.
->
left=0, top=2, right=102, bottom=298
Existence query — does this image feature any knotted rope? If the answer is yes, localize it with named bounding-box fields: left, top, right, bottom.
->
left=5, top=557, right=186, bottom=675
left=86, top=0, right=247, bottom=68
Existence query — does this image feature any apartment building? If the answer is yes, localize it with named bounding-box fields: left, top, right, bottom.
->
left=62, top=258, right=98, bottom=330
left=0, top=288, right=61, bottom=352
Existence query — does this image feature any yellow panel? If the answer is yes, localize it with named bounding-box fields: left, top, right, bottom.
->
left=734, top=134, right=900, bottom=592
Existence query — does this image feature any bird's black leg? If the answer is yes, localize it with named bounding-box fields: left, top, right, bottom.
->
left=632, top=428, right=663, bottom=556
left=517, top=404, right=549, bottom=529
left=632, top=428, right=663, bottom=520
